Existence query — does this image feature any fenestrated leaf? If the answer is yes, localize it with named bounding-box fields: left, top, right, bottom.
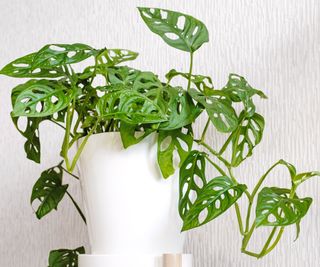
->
left=31, top=164, right=68, bottom=219
left=292, top=171, right=320, bottom=186
left=221, top=112, right=265, bottom=167
left=188, top=88, right=238, bottom=132
left=106, top=66, right=141, bottom=85
left=157, top=127, right=194, bottom=178
left=138, top=7, right=209, bottom=52
left=96, top=89, right=167, bottom=124
left=133, top=71, right=162, bottom=93
left=119, top=122, right=155, bottom=148
left=182, top=176, right=247, bottom=231
left=48, top=246, right=85, bottom=267
left=97, top=48, right=139, bottom=66
left=11, top=79, right=77, bottom=117
left=255, top=187, right=312, bottom=227
left=222, top=74, right=267, bottom=117
left=179, top=150, right=207, bottom=219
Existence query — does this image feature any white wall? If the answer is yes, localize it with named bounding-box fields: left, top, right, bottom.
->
left=0, top=0, right=319, bottom=266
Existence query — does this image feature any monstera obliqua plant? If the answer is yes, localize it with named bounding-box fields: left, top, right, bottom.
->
left=1, top=6, right=319, bottom=266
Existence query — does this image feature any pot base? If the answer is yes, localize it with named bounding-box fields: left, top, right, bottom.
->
left=78, top=254, right=192, bottom=267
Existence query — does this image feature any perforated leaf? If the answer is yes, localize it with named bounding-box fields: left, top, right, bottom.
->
left=96, top=89, right=167, bottom=124
left=97, top=48, right=138, bottom=66
left=188, top=88, right=238, bottom=132
left=11, top=80, right=77, bottom=117
left=120, top=122, right=154, bottom=148
left=255, top=187, right=312, bottom=227
left=106, top=66, right=141, bottom=85
left=158, top=127, right=194, bottom=178
left=182, top=176, right=247, bottom=231
left=48, top=246, right=85, bottom=267
left=138, top=7, right=209, bottom=52
left=179, top=150, right=207, bottom=219
left=292, top=171, right=320, bottom=186
left=31, top=164, right=68, bottom=219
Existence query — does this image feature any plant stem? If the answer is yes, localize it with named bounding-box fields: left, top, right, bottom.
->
left=66, top=191, right=86, bottom=224
left=187, top=52, right=194, bottom=92
left=263, top=227, right=284, bottom=255
left=234, top=202, right=244, bottom=235
left=204, top=155, right=227, bottom=176
left=259, top=226, right=278, bottom=257
left=61, top=166, right=80, bottom=180
left=200, top=118, right=211, bottom=142
left=50, top=120, right=75, bottom=138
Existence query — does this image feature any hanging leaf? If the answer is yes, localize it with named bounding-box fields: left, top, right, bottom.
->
left=255, top=187, right=312, bottom=227
left=48, top=246, right=85, bottom=267
left=292, top=171, right=320, bottom=186
left=222, top=74, right=267, bottom=117
left=120, top=122, right=155, bottom=148
left=182, top=176, right=247, bottom=231
left=11, top=79, right=77, bottom=117
left=157, top=127, right=194, bottom=178
left=138, top=7, right=209, bottom=52
left=96, top=89, right=167, bottom=124
left=31, top=164, right=68, bottom=219
left=188, top=88, right=238, bottom=132
left=97, top=48, right=139, bottom=66
left=179, top=150, right=207, bottom=219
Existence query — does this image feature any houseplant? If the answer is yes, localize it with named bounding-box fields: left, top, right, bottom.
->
left=0, top=6, right=319, bottom=266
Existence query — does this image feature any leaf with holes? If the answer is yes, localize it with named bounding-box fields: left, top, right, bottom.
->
left=120, top=122, right=155, bottom=148
left=222, top=74, right=267, bottom=117
left=133, top=71, right=163, bottom=93
left=96, top=89, right=167, bottom=124
left=179, top=150, right=207, bottom=219
left=255, top=187, right=312, bottom=227
left=158, top=127, right=194, bottom=178
left=11, top=80, right=77, bottom=117
left=182, top=176, right=247, bottom=231
left=48, top=246, right=85, bottom=267
left=106, top=66, right=141, bottom=85
left=292, top=171, right=320, bottom=186
left=31, top=164, right=68, bottom=219
left=188, top=88, right=238, bottom=132
left=97, top=48, right=139, bottom=66
left=221, top=111, right=265, bottom=167
left=138, top=7, right=209, bottom=52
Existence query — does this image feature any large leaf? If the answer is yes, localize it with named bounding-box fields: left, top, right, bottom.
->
left=96, top=89, right=167, bottom=124
left=11, top=79, right=76, bottom=117
left=31, top=164, right=68, bottom=219
left=222, top=74, right=267, bottom=117
left=188, top=88, right=238, bottom=132
left=182, top=176, right=247, bottom=231
left=157, top=127, right=194, bottom=178
left=292, top=171, right=320, bottom=186
left=179, top=150, right=207, bottom=219
left=48, top=246, right=85, bottom=267
left=255, top=187, right=312, bottom=227
left=138, top=7, right=209, bottom=52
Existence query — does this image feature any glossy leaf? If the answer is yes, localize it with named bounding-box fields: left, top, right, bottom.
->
left=157, top=127, right=194, bottom=178
left=182, top=176, right=247, bottom=231
left=97, top=48, right=139, bottom=66
left=106, top=66, right=141, bottom=85
left=120, top=122, right=154, bottom=148
left=138, top=7, right=209, bottom=52
left=133, top=71, right=162, bottom=93
left=31, top=164, right=68, bottom=219
left=96, top=89, right=167, bottom=124
left=11, top=80, right=77, bottom=117
left=188, top=88, right=238, bottom=132
left=48, top=246, right=85, bottom=267
left=179, top=150, right=207, bottom=219
left=255, top=187, right=312, bottom=227
left=292, top=171, right=320, bottom=186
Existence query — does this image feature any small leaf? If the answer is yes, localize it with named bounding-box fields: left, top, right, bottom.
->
left=31, top=164, right=68, bottom=219
left=157, top=127, right=194, bottom=178
left=48, top=246, right=85, bottom=267
left=11, top=80, right=77, bottom=117
left=255, top=187, right=312, bottom=227
left=183, top=176, right=247, bottom=231
left=120, top=122, right=154, bottom=148
left=106, top=66, right=141, bottom=85
left=292, top=171, right=320, bottom=186
left=179, top=150, right=207, bottom=219
left=97, top=48, right=139, bottom=66
left=138, top=7, right=209, bottom=52
left=188, top=88, right=238, bottom=132
left=133, top=71, right=162, bottom=93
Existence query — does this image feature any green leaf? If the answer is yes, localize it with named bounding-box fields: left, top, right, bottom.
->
left=183, top=176, right=247, bottom=231
left=188, top=88, right=238, bottom=132
left=222, top=74, right=267, bottom=117
left=179, top=150, right=207, bottom=219
left=96, top=89, right=167, bottom=124
left=31, top=164, right=68, bottom=219
left=157, top=127, right=194, bottom=178
left=11, top=80, right=77, bottom=117
left=228, top=112, right=265, bottom=167
left=133, top=71, right=162, bottom=93
left=106, top=66, right=141, bottom=85
left=255, top=187, right=312, bottom=227
left=138, top=7, right=209, bottom=52
left=97, top=48, right=139, bottom=66
left=48, top=246, right=85, bottom=267
left=120, top=122, right=154, bottom=148
left=292, top=171, right=320, bottom=186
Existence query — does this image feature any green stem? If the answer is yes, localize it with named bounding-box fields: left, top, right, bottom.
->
left=66, top=191, right=86, bottom=224
left=234, top=202, right=244, bottom=235
left=187, top=52, right=194, bottom=91
left=263, top=227, right=284, bottom=255
left=200, top=118, right=211, bottom=142
left=61, top=166, right=80, bottom=180
left=204, top=155, right=227, bottom=176
left=259, top=227, right=278, bottom=257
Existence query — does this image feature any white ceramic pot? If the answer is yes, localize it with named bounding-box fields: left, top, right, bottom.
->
left=77, top=132, right=191, bottom=267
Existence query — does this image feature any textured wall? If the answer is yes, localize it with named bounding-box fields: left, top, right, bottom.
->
left=0, top=0, right=319, bottom=266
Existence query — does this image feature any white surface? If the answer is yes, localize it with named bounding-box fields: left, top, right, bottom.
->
left=78, top=132, right=183, bottom=254
left=0, top=0, right=319, bottom=266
